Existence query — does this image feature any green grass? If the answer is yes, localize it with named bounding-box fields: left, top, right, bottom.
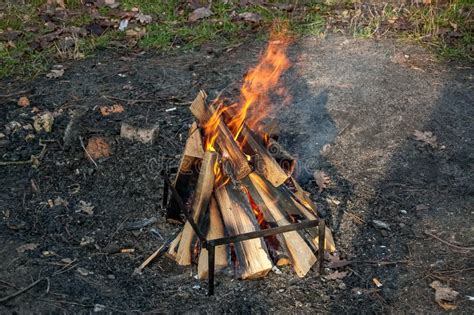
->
left=0, top=0, right=471, bottom=79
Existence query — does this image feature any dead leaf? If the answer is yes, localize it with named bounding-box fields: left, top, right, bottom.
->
left=33, top=112, right=54, bottom=132
left=46, top=65, right=64, bottom=78
left=85, top=136, right=111, bottom=159
left=99, top=103, right=124, bottom=116
left=16, top=243, right=39, bottom=253
left=17, top=96, right=30, bottom=107
left=327, top=255, right=350, bottom=268
left=414, top=130, right=438, bottom=148
left=189, top=7, right=213, bottom=22
left=324, top=270, right=348, bottom=280
left=238, top=12, right=262, bottom=23
left=77, top=267, right=92, bottom=276
left=80, top=236, right=95, bottom=246
left=430, top=280, right=459, bottom=310
left=313, top=170, right=330, bottom=192
left=125, top=27, right=146, bottom=39
left=78, top=200, right=94, bottom=215
left=136, top=12, right=153, bottom=24
left=54, top=196, right=69, bottom=207
left=61, top=257, right=73, bottom=264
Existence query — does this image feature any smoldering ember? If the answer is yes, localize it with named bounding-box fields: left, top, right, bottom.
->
left=1, top=1, right=473, bottom=313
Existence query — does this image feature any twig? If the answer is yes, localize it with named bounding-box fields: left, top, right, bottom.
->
left=79, top=137, right=98, bottom=168
left=352, top=260, right=411, bottom=266
left=133, top=233, right=177, bottom=275
left=424, top=230, right=474, bottom=251
left=0, top=139, right=49, bottom=166
left=0, top=278, right=48, bottom=303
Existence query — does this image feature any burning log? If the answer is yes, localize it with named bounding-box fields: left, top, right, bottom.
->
left=197, top=197, right=228, bottom=279
left=266, top=138, right=296, bottom=176
left=174, top=151, right=218, bottom=265
left=246, top=173, right=316, bottom=277
left=240, top=126, right=289, bottom=187
left=190, top=91, right=251, bottom=180
left=215, top=184, right=273, bottom=279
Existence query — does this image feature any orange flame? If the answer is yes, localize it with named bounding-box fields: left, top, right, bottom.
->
left=203, top=30, right=291, bottom=153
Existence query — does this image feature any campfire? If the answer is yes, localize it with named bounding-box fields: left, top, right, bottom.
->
left=165, top=34, right=335, bottom=285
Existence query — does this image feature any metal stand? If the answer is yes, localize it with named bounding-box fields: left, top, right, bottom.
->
left=162, top=173, right=326, bottom=296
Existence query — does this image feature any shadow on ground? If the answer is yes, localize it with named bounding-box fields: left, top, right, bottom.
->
left=0, top=35, right=472, bottom=313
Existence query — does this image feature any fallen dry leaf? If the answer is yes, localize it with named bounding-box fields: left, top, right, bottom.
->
left=136, top=12, right=153, bottom=24
left=85, top=136, right=111, bottom=160
left=313, top=170, right=330, bottom=192
left=189, top=7, right=213, bottom=22
left=430, top=280, right=459, bottom=310
left=99, top=103, right=124, bottom=116
left=77, top=267, right=92, bottom=276
left=324, top=270, right=348, bottom=280
left=414, top=130, right=438, bottom=148
left=327, top=255, right=350, bottom=268
left=238, top=12, right=262, bottom=23
left=79, top=200, right=94, bottom=215
left=46, top=65, right=64, bottom=78
left=17, top=96, right=30, bottom=107
left=16, top=243, right=39, bottom=253
left=33, top=112, right=54, bottom=132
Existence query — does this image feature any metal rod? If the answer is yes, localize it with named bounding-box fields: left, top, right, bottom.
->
left=208, top=219, right=319, bottom=247
left=163, top=175, right=206, bottom=242
left=318, top=219, right=325, bottom=275
left=208, top=245, right=215, bottom=296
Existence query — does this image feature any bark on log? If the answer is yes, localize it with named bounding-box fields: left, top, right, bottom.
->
left=175, top=151, right=218, bottom=265
left=197, top=197, right=228, bottom=279
left=215, top=184, right=272, bottom=279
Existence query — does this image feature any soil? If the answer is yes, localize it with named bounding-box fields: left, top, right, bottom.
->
left=1, top=35, right=473, bottom=313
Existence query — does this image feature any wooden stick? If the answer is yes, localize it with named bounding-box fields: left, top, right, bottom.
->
left=215, top=184, right=272, bottom=279
left=247, top=173, right=316, bottom=277
left=175, top=151, right=218, bottom=265
left=266, top=138, right=296, bottom=176
left=133, top=234, right=177, bottom=275
left=190, top=91, right=251, bottom=180
left=198, top=197, right=228, bottom=279
left=168, top=122, right=204, bottom=222
left=240, top=126, right=289, bottom=187
left=166, top=231, right=182, bottom=259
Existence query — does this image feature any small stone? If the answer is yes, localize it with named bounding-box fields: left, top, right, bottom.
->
left=120, top=116, right=159, bottom=144
left=372, top=220, right=391, bottom=230
left=399, top=210, right=407, bottom=215
left=0, top=133, right=5, bottom=139
left=278, top=288, right=285, bottom=293
left=107, top=274, right=115, bottom=280
left=338, top=281, right=347, bottom=290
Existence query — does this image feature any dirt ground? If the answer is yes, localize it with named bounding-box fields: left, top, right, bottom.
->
left=1, top=34, right=473, bottom=313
